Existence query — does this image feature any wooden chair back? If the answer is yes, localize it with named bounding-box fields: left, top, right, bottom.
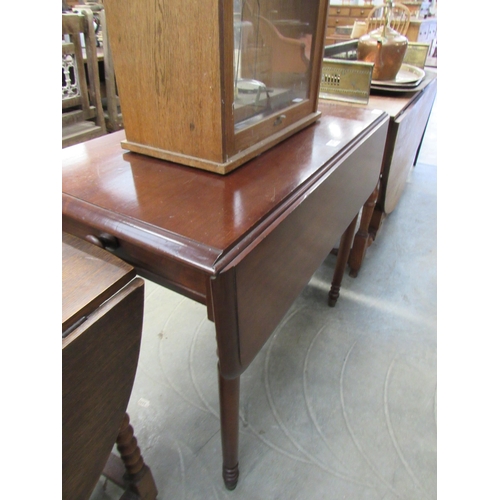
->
left=366, top=2, right=411, bottom=36
left=62, top=11, right=106, bottom=147
left=97, top=8, right=123, bottom=131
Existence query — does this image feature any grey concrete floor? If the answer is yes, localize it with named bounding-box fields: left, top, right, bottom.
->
left=91, top=95, right=437, bottom=500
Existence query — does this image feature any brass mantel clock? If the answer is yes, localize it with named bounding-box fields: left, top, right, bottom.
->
left=104, top=0, right=329, bottom=174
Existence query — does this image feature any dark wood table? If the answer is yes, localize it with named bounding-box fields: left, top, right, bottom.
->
left=321, top=70, right=437, bottom=276
left=62, top=103, right=389, bottom=490
left=62, top=232, right=157, bottom=499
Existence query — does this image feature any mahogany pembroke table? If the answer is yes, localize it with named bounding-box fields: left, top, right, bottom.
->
left=62, top=103, right=389, bottom=490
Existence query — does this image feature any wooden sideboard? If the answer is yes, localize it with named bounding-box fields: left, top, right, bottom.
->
left=327, top=3, right=372, bottom=34
left=325, top=2, right=437, bottom=47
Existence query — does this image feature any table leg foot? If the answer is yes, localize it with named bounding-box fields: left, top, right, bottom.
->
left=118, top=414, right=158, bottom=499
left=218, top=364, right=240, bottom=490
left=348, top=268, right=359, bottom=278
left=103, top=413, right=158, bottom=499
left=328, top=291, right=339, bottom=307
left=223, top=463, right=239, bottom=490
left=328, top=214, right=358, bottom=307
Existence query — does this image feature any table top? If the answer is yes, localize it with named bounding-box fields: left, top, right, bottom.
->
left=367, top=69, right=437, bottom=116
left=62, top=231, right=136, bottom=334
left=62, top=103, right=387, bottom=277
left=63, top=101, right=389, bottom=378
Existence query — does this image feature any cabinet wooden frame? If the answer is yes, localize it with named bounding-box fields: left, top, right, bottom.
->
left=103, top=0, right=329, bottom=174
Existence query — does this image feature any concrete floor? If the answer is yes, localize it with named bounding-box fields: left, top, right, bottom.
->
left=91, top=95, right=437, bottom=500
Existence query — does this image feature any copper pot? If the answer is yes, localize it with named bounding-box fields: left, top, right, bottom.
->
left=357, top=24, right=407, bottom=81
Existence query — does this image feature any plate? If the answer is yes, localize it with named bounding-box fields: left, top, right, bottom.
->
left=370, top=83, right=422, bottom=93
left=371, top=64, right=425, bottom=88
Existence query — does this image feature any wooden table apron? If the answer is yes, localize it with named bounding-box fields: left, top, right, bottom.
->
left=62, top=103, right=389, bottom=488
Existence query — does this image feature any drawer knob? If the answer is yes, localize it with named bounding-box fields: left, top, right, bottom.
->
left=85, top=233, right=119, bottom=251
left=274, top=114, right=286, bottom=126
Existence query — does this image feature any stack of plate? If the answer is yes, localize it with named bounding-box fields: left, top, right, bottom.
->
left=371, top=64, right=426, bottom=92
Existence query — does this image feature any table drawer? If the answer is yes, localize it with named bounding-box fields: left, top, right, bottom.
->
left=349, top=7, right=369, bottom=17
left=62, top=215, right=210, bottom=305
left=328, top=16, right=347, bottom=26
left=329, top=6, right=350, bottom=16
left=328, top=16, right=359, bottom=27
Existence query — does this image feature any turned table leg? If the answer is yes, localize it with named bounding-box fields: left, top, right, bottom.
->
left=103, top=412, right=158, bottom=500
left=328, top=214, right=358, bottom=307
left=218, top=363, right=240, bottom=490
left=348, top=181, right=380, bottom=278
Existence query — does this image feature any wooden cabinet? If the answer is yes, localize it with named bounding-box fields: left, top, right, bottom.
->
left=326, top=2, right=437, bottom=48
left=326, top=4, right=371, bottom=42
left=103, top=0, right=330, bottom=175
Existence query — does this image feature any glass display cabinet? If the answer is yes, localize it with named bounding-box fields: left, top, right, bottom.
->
left=104, top=0, right=329, bottom=174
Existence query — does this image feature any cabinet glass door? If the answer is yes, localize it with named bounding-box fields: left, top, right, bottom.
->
left=233, top=0, right=320, bottom=131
